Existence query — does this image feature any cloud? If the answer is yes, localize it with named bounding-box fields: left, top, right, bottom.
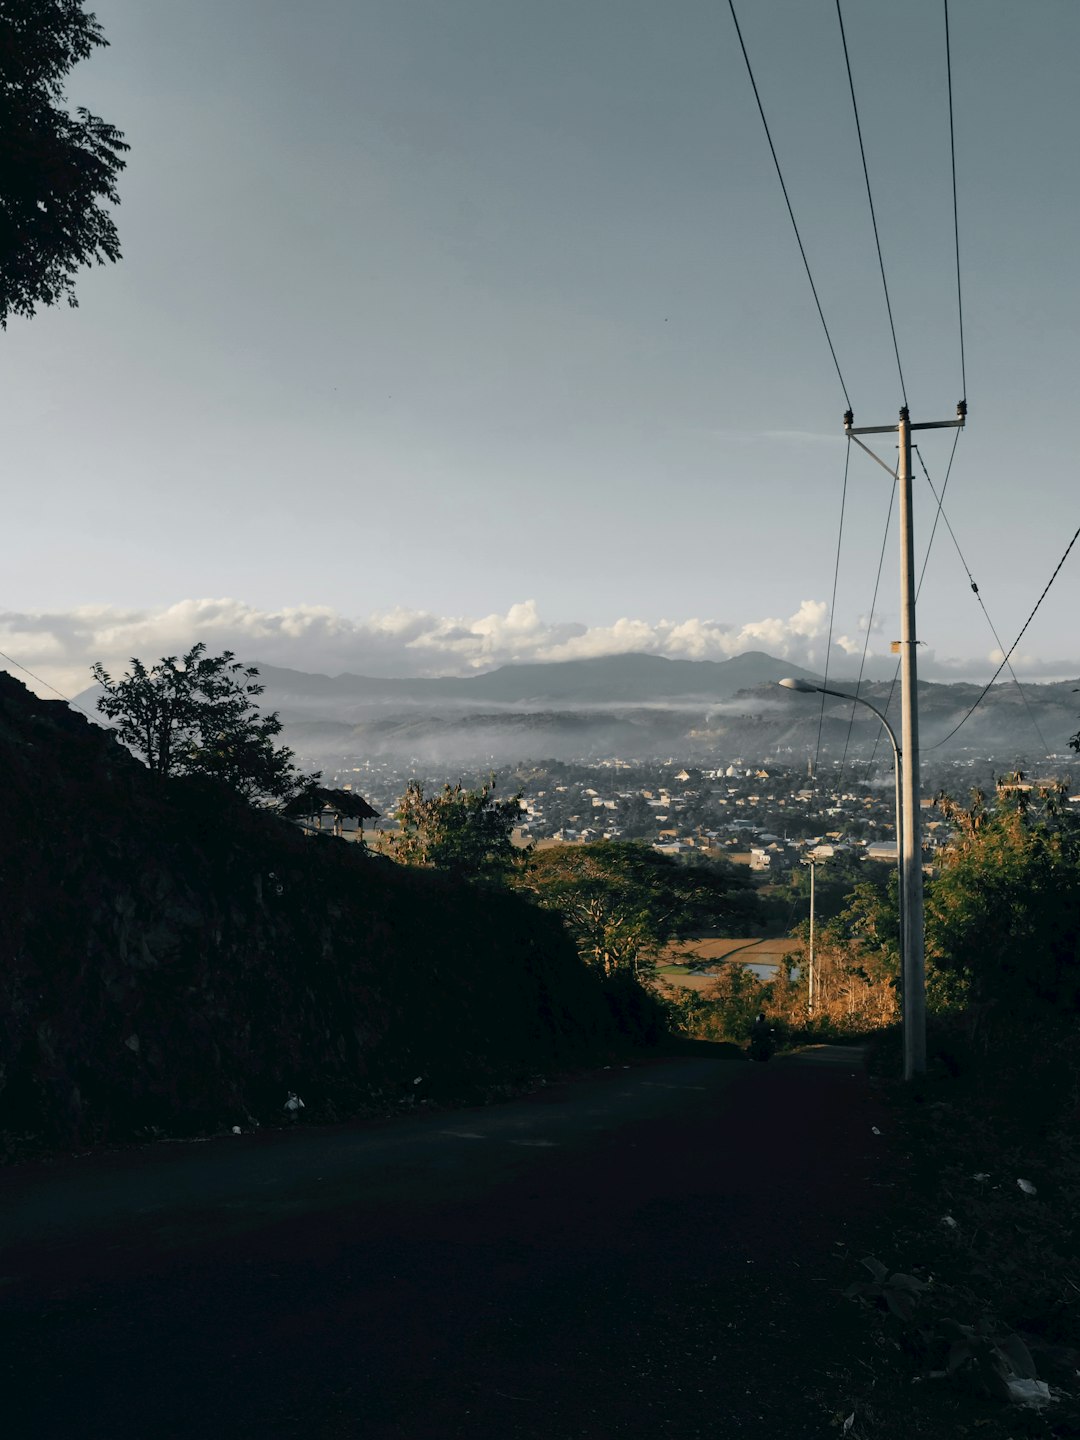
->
left=4, top=598, right=1075, bottom=702
left=0, top=596, right=840, bottom=698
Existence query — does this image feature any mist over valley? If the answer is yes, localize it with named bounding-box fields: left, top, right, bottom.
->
left=122, top=650, right=1080, bottom=770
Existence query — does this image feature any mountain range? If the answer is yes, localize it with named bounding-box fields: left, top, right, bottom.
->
left=247, top=650, right=822, bottom=708
left=74, top=651, right=1080, bottom=767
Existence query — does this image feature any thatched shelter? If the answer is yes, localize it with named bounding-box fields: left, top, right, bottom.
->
left=282, top=786, right=380, bottom=840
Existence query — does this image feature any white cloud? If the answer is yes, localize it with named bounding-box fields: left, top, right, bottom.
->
left=4, top=598, right=1074, bottom=702
left=0, top=596, right=838, bottom=699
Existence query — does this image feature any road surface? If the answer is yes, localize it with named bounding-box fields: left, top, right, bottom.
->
left=1, top=1045, right=889, bottom=1439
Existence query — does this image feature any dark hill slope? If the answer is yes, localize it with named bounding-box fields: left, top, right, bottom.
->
left=0, top=674, right=618, bottom=1151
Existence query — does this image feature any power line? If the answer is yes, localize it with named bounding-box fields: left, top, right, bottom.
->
left=837, top=469, right=897, bottom=791
left=862, top=430, right=962, bottom=781
left=913, top=427, right=962, bottom=591
left=913, top=444, right=1051, bottom=755
left=835, top=0, right=908, bottom=408
left=930, top=522, right=1080, bottom=751
left=944, top=0, right=967, bottom=402
left=813, top=436, right=852, bottom=779
left=726, top=0, right=852, bottom=411
left=0, top=649, right=95, bottom=718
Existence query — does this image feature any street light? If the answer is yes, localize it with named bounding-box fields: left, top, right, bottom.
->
left=777, top=678, right=908, bottom=1055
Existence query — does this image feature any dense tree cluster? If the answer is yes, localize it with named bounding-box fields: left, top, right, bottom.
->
left=0, top=1, right=128, bottom=325
left=91, top=645, right=313, bottom=806
left=511, top=842, right=759, bottom=978
left=387, top=778, right=522, bottom=883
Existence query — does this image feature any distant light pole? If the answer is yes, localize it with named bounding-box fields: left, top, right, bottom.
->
left=778, top=678, right=908, bottom=1057
left=806, top=855, right=816, bottom=1015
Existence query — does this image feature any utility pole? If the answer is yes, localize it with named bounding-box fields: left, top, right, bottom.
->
left=845, top=402, right=966, bottom=1080
left=806, top=856, right=816, bottom=1015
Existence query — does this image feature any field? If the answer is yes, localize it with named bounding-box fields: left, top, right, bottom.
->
left=654, top=936, right=802, bottom=989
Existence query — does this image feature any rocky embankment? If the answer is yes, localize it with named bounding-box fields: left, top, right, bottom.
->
left=0, top=674, right=621, bottom=1153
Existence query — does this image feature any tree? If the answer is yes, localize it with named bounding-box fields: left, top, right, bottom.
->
left=388, top=778, right=522, bottom=883
left=789, top=849, right=872, bottom=910
left=617, top=793, right=655, bottom=839
left=513, top=842, right=759, bottom=977
left=923, top=785, right=1080, bottom=1032
left=787, top=883, right=902, bottom=1031
left=808, top=784, right=1080, bottom=1039
left=91, top=645, right=311, bottom=804
left=0, top=1, right=128, bottom=326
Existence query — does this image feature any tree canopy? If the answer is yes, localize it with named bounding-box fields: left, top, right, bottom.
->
left=807, top=783, right=1080, bottom=1038
left=923, top=785, right=1080, bottom=1027
left=91, top=645, right=312, bottom=805
left=388, top=778, right=522, bottom=883
left=0, top=1, right=128, bottom=326
left=513, top=841, right=760, bottom=977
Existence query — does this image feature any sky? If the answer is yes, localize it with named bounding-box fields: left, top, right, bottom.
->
left=4, top=0, right=1080, bottom=696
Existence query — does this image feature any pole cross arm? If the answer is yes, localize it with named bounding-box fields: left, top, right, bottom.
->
left=844, top=400, right=967, bottom=436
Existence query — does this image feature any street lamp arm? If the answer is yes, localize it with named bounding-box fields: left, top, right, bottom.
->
left=777, top=677, right=899, bottom=761
left=814, top=686, right=899, bottom=761
left=777, top=673, right=906, bottom=1050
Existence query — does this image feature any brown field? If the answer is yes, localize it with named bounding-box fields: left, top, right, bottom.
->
left=655, top=937, right=802, bottom=990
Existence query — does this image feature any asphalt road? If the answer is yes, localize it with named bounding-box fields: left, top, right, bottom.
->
left=1, top=1045, right=890, bottom=1439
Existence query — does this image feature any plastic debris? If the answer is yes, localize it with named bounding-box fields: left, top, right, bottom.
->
left=284, top=1091, right=305, bottom=1114
left=1004, top=1377, right=1052, bottom=1408
left=1017, top=1177, right=1038, bottom=1195
left=231, top=1125, right=242, bottom=1134
left=124, top=1034, right=140, bottom=1053
left=941, top=1215, right=958, bottom=1228
left=413, top=1076, right=423, bottom=1085
left=871, top=1126, right=882, bottom=1135
left=972, top=1172, right=990, bottom=1182
left=842, top=1413, right=855, bottom=1434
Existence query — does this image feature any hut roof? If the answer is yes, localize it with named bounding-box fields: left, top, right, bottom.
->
left=282, top=786, right=380, bottom=820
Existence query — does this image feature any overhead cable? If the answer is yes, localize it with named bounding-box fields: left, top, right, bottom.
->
left=835, top=0, right=908, bottom=408
left=837, top=469, right=897, bottom=791
left=913, top=445, right=1051, bottom=755
left=0, top=649, right=94, bottom=717
left=862, top=430, right=962, bottom=780
left=814, top=436, right=852, bottom=779
left=930, top=522, right=1080, bottom=751
left=726, top=0, right=852, bottom=410
left=944, top=0, right=967, bottom=401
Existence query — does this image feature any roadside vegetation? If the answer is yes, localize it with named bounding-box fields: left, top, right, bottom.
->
left=822, top=781, right=1080, bottom=1438
left=615, top=773, right=1080, bottom=1434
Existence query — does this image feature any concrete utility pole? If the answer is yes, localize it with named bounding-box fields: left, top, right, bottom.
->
left=844, top=402, right=967, bottom=1080
left=807, top=857, right=816, bottom=1015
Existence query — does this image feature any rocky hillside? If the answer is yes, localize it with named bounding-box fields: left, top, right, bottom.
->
left=0, top=674, right=627, bottom=1153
